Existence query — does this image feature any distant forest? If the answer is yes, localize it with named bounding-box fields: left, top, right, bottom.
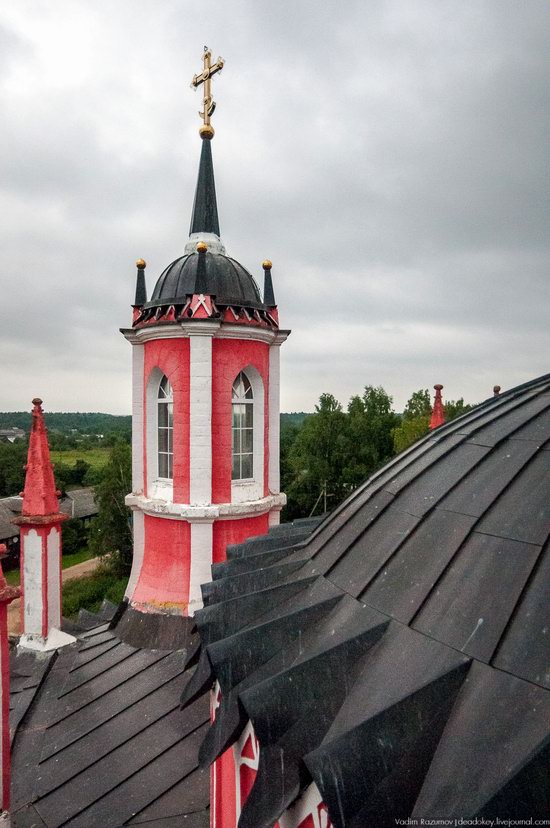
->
left=0, top=411, right=132, bottom=435
left=0, top=411, right=308, bottom=435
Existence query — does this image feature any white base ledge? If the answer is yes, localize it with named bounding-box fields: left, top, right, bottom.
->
left=125, top=492, right=286, bottom=521
left=18, top=628, right=77, bottom=653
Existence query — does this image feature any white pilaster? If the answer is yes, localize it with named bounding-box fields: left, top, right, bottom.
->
left=125, top=509, right=145, bottom=600
left=22, top=529, right=42, bottom=637
left=189, top=521, right=213, bottom=613
left=269, top=510, right=281, bottom=528
left=268, top=344, right=281, bottom=494
left=189, top=334, right=213, bottom=505
left=19, top=527, right=75, bottom=653
left=132, top=343, right=145, bottom=494
left=47, top=527, right=61, bottom=630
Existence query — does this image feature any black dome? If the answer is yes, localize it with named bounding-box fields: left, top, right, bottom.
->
left=184, top=372, right=550, bottom=826
left=146, top=251, right=263, bottom=310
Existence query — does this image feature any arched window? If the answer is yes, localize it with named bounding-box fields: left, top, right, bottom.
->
left=157, top=375, right=173, bottom=479
left=232, top=372, right=253, bottom=480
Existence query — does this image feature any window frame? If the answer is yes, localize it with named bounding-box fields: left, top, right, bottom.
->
left=157, top=375, right=174, bottom=481
left=231, top=372, right=254, bottom=481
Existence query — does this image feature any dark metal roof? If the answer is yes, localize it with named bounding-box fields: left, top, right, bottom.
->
left=184, top=374, right=550, bottom=827
left=11, top=603, right=209, bottom=828
left=147, top=251, right=263, bottom=310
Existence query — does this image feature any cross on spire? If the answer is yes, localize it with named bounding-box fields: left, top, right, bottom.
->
left=191, top=46, right=224, bottom=139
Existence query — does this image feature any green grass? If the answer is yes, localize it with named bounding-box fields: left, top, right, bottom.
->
left=50, top=447, right=111, bottom=470
left=4, top=549, right=95, bottom=586
left=62, top=570, right=127, bottom=618
left=5, top=569, right=20, bottom=586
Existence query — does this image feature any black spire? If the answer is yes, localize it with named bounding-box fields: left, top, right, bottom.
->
left=262, top=260, right=276, bottom=306
left=134, top=259, right=147, bottom=305
left=189, top=138, right=220, bottom=237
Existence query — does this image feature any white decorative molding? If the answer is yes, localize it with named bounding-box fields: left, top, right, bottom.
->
left=131, top=343, right=145, bottom=494
left=122, top=321, right=291, bottom=347
left=189, top=522, right=213, bottom=613
left=190, top=334, right=213, bottom=505
left=184, top=232, right=226, bottom=255
left=125, top=509, right=145, bottom=599
left=125, top=492, right=286, bottom=521
left=268, top=345, right=281, bottom=494
left=18, top=627, right=76, bottom=654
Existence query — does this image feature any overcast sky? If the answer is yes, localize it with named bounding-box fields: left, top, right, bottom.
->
left=1, top=1, right=549, bottom=415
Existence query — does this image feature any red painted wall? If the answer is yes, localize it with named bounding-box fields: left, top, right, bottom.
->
left=143, top=338, right=190, bottom=503
left=212, top=514, right=269, bottom=565
left=132, top=515, right=191, bottom=613
left=211, top=339, right=269, bottom=504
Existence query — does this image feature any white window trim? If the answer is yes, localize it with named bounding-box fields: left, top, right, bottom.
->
left=231, top=366, right=264, bottom=504
left=146, top=368, right=174, bottom=501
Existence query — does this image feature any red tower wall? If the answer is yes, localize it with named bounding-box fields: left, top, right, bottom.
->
left=211, top=339, right=269, bottom=504
left=143, top=338, right=190, bottom=502
left=132, top=514, right=191, bottom=612
left=212, top=514, right=269, bottom=565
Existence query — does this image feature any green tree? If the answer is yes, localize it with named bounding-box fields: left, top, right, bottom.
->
left=62, top=518, right=89, bottom=556
left=445, top=398, right=472, bottom=420
left=392, top=416, right=430, bottom=454
left=403, top=389, right=431, bottom=420
left=341, top=386, right=398, bottom=490
left=286, top=393, right=348, bottom=517
left=392, top=388, right=432, bottom=454
left=0, top=440, right=28, bottom=497
left=89, top=441, right=132, bottom=576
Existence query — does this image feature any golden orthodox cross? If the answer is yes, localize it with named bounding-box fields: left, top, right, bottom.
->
left=191, top=46, right=224, bottom=138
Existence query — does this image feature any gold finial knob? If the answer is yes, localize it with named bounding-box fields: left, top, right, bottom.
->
left=199, top=124, right=215, bottom=140
left=262, top=259, right=273, bottom=270
left=196, top=241, right=208, bottom=253
left=136, top=258, right=146, bottom=269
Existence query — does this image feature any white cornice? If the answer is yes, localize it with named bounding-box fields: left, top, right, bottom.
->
left=121, top=321, right=291, bottom=346
left=125, top=492, right=286, bottom=521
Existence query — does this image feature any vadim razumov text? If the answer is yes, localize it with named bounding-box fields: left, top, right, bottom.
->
left=395, top=818, right=550, bottom=827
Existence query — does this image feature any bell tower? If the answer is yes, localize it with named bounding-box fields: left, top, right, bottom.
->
left=122, top=50, right=288, bottom=618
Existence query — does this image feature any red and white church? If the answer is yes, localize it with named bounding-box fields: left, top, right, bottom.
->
left=121, top=104, right=288, bottom=617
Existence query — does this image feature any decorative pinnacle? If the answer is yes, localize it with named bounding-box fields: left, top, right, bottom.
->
left=196, top=241, right=208, bottom=253
left=262, top=260, right=273, bottom=270
left=429, top=384, right=446, bottom=431
left=191, top=47, right=224, bottom=139
left=32, top=398, right=43, bottom=407
left=136, top=258, right=146, bottom=269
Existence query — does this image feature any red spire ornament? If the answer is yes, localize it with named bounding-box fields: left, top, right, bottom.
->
left=429, top=384, right=446, bottom=430
left=13, top=399, right=74, bottom=651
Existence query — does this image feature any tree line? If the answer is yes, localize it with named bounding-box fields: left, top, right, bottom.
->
left=0, top=387, right=473, bottom=574
left=281, top=386, right=472, bottom=521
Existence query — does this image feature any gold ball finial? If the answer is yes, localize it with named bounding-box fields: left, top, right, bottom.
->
left=196, top=241, right=208, bottom=253
left=199, top=124, right=215, bottom=140
left=136, top=258, right=146, bottom=269
left=262, top=259, right=273, bottom=270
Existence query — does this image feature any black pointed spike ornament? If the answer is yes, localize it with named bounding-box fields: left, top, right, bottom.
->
left=262, top=260, right=276, bottom=307
left=134, top=259, right=147, bottom=306
left=189, top=138, right=220, bottom=237
left=194, top=241, right=209, bottom=294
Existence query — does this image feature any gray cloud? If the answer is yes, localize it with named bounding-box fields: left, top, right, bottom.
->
left=1, top=0, right=549, bottom=414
